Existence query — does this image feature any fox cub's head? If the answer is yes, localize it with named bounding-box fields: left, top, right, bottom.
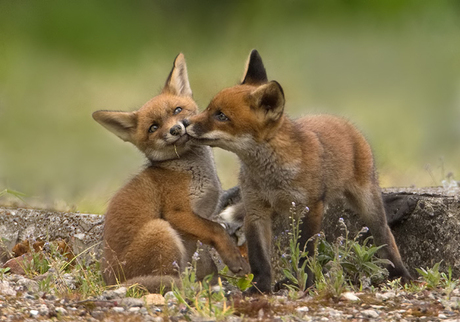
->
left=186, top=50, right=285, bottom=152
left=93, top=54, right=198, bottom=161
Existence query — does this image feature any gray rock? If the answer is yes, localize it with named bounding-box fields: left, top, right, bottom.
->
left=38, top=304, right=49, bottom=316
left=113, top=286, right=127, bottom=298
left=120, top=297, right=144, bottom=307
left=17, top=278, right=39, bottom=293
left=55, top=307, right=67, bottom=315
left=323, top=188, right=460, bottom=278
left=376, top=291, right=396, bottom=301
left=112, top=307, right=125, bottom=313
left=0, top=280, right=16, bottom=297
left=361, top=309, right=379, bottom=318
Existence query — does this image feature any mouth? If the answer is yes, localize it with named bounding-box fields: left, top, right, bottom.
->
left=187, top=136, right=220, bottom=147
left=170, top=135, right=190, bottom=146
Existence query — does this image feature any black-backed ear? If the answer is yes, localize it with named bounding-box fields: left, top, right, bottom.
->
left=92, top=110, right=137, bottom=142
left=241, top=49, right=268, bottom=85
left=162, top=53, right=193, bottom=97
left=250, top=81, right=285, bottom=121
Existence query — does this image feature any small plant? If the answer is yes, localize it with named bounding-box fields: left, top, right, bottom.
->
left=279, top=214, right=392, bottom=298
left=416, top=261, right=442, bottom=289
left=0, top=188, right=26, bottom=200
left=219, top=265, right=253, bottom=292
left=277, top=203, right=310, bottom=298
left=0, top=267, right=10, bottom=280
left=13, top=239, right=105, bottom=299
left=315, top=219, right=390, bottom=291
left=415, top=261, right=459, bottom=294
left=440, top=266, right=459, bottom=299
left=126, top=283, right=148, bottom=298
left=172, top=253, right=235, bottom=320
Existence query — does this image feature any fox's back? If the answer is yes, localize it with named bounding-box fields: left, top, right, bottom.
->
left=294, top=114, right=376, bottom=200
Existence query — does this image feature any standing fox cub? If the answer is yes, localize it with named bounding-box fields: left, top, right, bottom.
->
left=93, top=54, right=248, bottom=293
left=186, top=50, right=412, bottom=294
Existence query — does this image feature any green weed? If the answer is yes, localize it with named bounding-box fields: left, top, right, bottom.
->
left=0, top=188, right=26, bottom=202
left=219, top=265, right=253, bottom=292
left=172, top=255, right=235, bottom=320
left=279, top=212, right=391, bottom=298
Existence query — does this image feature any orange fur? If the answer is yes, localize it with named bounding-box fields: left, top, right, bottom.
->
left=93, top=54, right=249, bottom=293
left=187, top=50, right=411, bottom=294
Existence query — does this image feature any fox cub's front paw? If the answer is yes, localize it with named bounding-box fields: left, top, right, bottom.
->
left=226, top=253, right=250, bottom=277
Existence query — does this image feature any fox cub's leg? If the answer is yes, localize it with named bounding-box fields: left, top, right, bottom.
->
left=165, top=210, right=249, bottom=276
left=182, top=233, right=218, bottom=282
left=346, top=184, right=412, bottom=283
left=244, top=202, right=273, bottom=294
left=103, top=219, right=185, bottom=293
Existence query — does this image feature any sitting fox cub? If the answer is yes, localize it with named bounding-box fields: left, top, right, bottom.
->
left=186, top=50, right=412, bottom=294
left=93, top=54, right=248, bottom=292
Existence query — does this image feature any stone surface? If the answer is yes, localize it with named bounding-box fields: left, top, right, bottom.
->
left=0, top=207, right=103, bottom=265
left=322, top=187, right=460, bottom=278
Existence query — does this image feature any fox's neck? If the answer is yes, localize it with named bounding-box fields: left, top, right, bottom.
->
left=148, top=145, right=213, bottom=170
left=237, top=117, right=301, bottom=176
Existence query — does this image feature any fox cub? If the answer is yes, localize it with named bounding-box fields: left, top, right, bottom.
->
left=186, top=50, right=412, bottom=294
left=93, top=54, right=249, bottom=292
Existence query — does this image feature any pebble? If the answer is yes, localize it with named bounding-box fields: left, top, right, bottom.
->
left=376, top=291, right=396, bottom=301
left=121, top=297, right=144, bottom=307
left=112, top=307, right=125, bottom=313
left=361, top=309, right=379, bottom=318
left=113, top=286, right=128, bottom=298
left=128, top=307, right=141, bottom=313
left=341, top=291, right=360, bottom=301
left=144, top=293, right=166, bottom=306
left=55, top=307, right=67, bottom=315
left=38, top=304, right=49, bottom=316
left=0, top=281, right=16, bottom=297
left=296, top=306, right=309, bottom=313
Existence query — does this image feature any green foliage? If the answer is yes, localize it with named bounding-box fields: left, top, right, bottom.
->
left=0, top=267, right=10, bottom=280
left=279, top=214, right=391, bottom=298
left=13, top=240, right=104, bottom=299
left=416, top=262, right=442, bottom=289
left=0, top=188, right=26, bottom=202
left=277, top=203, right=310, bottom=298
left=415, top=261, right=459, bottom=294
left=219, top=265, right=253, bottom=292
left=317, top=220, right=391, bottom=290
left=173, top=256, right=234, bottom=320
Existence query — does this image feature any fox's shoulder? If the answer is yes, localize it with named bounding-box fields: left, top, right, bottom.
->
left=294, top=114, right=361, bottom=136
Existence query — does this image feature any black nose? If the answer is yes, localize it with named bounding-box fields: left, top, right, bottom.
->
left=182, top=119, right=190, bottom=128
left=170, top=124, right=182, bottom=136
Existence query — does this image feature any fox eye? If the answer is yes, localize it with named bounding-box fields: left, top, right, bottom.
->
left=148, top=124, right=159, bottom=133
left=215, top=111, right=229, bottom=122
left=173, top=107, right=182, bottom=115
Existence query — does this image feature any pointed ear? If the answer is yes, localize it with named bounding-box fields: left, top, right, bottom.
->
left=241, top=49, right=268, bottom=85
left=250, top=81, right=285, bottom=121
left=162, top=53, right=193, bottom=97
left=92, top=110, right=137, bottom=142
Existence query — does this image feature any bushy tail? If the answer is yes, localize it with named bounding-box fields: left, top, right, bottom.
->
left=124, top=275, right=181, bottom=293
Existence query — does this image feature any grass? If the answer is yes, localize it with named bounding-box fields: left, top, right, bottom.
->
left=276, top=208, right=391, bottom=300
left=0, top=188, right=26, bottom=203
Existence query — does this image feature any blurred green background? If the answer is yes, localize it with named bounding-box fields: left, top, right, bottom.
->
left=1, top=0, right=459, bottom=213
